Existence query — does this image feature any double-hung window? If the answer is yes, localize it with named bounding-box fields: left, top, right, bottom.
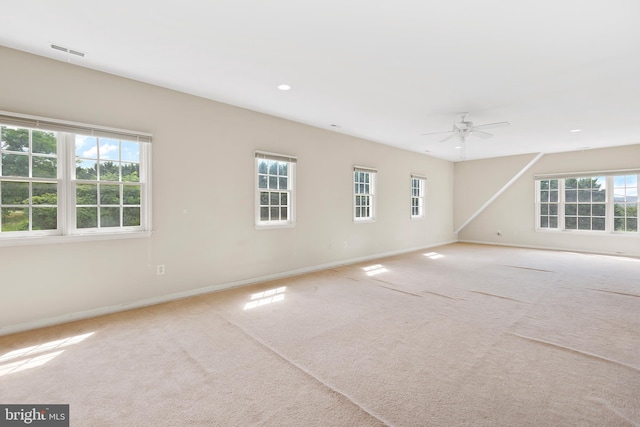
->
left=411, top=175, right=426, bottom=219
left=255, top=151, right=296, bottom=228
left=535, top=172, right=638, bottom=234
left=354, top=166, right=376, bottom=222
left=0, top=111, right=152, bottom=245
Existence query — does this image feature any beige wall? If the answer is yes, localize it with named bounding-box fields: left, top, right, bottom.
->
left=456, top=145, right=640, bottom=256
left=0, top=47, right=455, bottom=333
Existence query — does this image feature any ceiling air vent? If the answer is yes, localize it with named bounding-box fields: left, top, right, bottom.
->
left=51, top=44, right=85, bottom=57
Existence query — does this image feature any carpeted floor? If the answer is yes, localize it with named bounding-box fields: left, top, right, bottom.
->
left=1, top=243, right=639, bottom=426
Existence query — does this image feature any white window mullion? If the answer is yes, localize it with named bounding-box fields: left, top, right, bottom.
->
left=61, top=132, right=74, bottom=235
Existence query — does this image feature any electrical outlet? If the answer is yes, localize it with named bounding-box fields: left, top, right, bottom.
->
left=156, top=264, right=165, bottom=275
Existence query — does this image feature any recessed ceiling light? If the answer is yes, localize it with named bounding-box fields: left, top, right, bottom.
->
left=330, top=124, right=340, bottom=128
left=277, top=84, right=291, bottom=91
left=454, top=146, right=462, bottom=149
left=569, top=129, right=582, bottom=133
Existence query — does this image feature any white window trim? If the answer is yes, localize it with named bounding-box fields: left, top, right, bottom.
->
left=534, top=174, right=639, bottom=235
left=353, top=166, right=376, bottom=223
left=254, top=151, right=296, bottom=229
left=0, top=111, right=152, bottom=246
left=410, top=174, right=426, bottom=220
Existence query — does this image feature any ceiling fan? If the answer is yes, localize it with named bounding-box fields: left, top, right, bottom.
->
left=421, top=112, right=510, bottom=159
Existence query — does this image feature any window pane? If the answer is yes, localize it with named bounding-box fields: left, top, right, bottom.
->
left=76, top=160, right=97, bottom=180
left=77, top=207, right=97, bottom=228
left=100, top=161, right=119, bottom=181
left=550, top=180, right=558, bottom=190
left=550, top=191, right=558, bottom=203
left=1, top=207, right=28, bottom=231
left=355, top=207, right=361, bottom=217
left=592, top=190, right=606, bottom=202
left=578, top=217, right=591, bottom=230
left=1, top=127, right=29, bottom=152
left=280, top=193, right=288, bottom=205
left=120, top=141, right=140, bottom=162
left=258, top=175, right=267, bottom=189
left=280, top=207, right=288, bottom=220
left=628, top=218, right=638, bottom=232
left=592, top=204, right=605, bottom=217
left=121, top=163, right=139, bottom=182
left=549, top=204, right=558, bottom=215
left=260, top=191, right=269, bottom=205
left=77, top=184, right=97, bottom=205
left=32, top=207, right=57, bottom=230
left=549, top=216, right=558, bottom=228
left=278, top=162, right=287, bottom=175
left=268, top=160, right=277, bottom=175
left=260, top=207, right=269, bottom=221
left=32, top=156, right=57, bottom=179
left=541, top=217, right=548, bottom=227
left=270, top=207, right=279, bottom=220
left=123, top=185, right=141, bottom=205
left=565, top=217, right=577, bottom=229
left=99, top=138, right=120, bottom=160
left=592, top=218, right=605, bottom=230
left=100, top=207, right=120, bottom=227
left=565, top=190, right=577, bottom=202
left=614, top=217, right=625, bottom=231
left=33, top=183, right=57, bottom=205
left=565, top=204, right=577, bottom=215
left=123, top=207, right=140, bottom=226
left=540, top=180, right=549, bottom=190
left=32, top=130, right=57, bottom=155
left=270, top=192, right=279, bottom=205
left=269, top=176, right=277, bottom=189
left=578, top=190, right=591, bottom=202
left=565, top=179, right=577, bottom=189
left=540, top=204, right=548, bottom=215
left=578, top=204, right=591, bottom=216
left=278, top=177, right=287, bottom=189
left=1, top=153, right=29, bottom=177
left=258, top=160, right=268, bottom=174
left=75, top=136, right=97, bottom=158
left=1, top=181, right=28, bottom=204
left=100, top=184, right=120, bottom=205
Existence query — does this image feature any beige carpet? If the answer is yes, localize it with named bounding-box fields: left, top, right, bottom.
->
left=1, top=243, right=639, bottom=426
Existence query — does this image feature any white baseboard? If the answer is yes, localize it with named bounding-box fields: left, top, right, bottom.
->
left=458, top=239, right=640, bottom=258
left=0, top=240, right=457, bottom=336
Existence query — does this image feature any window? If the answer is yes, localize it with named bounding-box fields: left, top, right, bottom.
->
left=535, top=173, right=639, bottom=234
left=255, top=151, right=295, bottom=227
left=0, top=111, right=151, bottom=245
left=614, top=174, right=638, bottom=232
left=411, top=175, right=425, bottom=218
left=354, top=167, right=376, bottom=221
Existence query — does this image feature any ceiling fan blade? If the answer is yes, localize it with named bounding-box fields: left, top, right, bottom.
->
left=421, top=130, right=455, bottom=136
left=474, top=121, right=510, bottom=130
left=439, top=133, right=458, bottom=142
left=472, top=130, right=493, bottom=139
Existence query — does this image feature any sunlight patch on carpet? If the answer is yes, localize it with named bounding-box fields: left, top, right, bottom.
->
left=362, top=264, right=388, bottom=276
left=423, top=252, right=445, bottom=259
left=0, top=332, right=94, bottom=377
left=244, top=287, right=287, bottom=310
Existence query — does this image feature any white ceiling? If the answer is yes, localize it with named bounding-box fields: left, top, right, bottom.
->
left=2, top=0, right=640, bottom=162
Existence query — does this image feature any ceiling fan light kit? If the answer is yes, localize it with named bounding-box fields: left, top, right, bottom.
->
left=421, top=112, right=510, bottom=160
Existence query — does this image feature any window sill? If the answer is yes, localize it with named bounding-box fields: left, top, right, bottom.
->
left=0, top=230, right=153, bottom=247
left=255, top=222, right=295, bottom=230
left=354, top=218, right=376, bottom=224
